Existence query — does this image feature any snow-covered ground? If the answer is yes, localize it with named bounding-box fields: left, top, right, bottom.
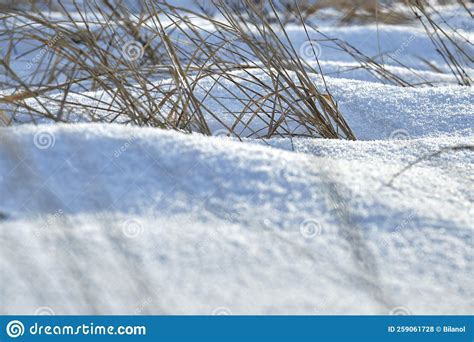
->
left=0, top=2, right=472, bottom=315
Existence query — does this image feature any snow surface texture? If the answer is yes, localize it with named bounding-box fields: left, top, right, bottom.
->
left=1, top=3, right=473, bottom=315
left=1, top=124, right=472, bottom=315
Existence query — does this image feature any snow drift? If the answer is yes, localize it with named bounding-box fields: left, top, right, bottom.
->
left=0, top=124, right=472, bottom=314
left=0, top=1, right=473, bottom=316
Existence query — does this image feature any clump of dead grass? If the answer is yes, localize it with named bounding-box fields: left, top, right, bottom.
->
left=0, top=0, right=471, bottom=138
left=0, top=0, right=356, bottom=139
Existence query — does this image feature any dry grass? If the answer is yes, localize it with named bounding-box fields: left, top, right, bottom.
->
left=0, top=0, right=471, bottom=137
left=409, top=0, right=472, bottom=86
left=0, top=0, right=357, bottom=139
left=265, top=0, right=413, bottom=25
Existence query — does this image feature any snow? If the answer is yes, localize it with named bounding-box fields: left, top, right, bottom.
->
left=0, top=2, right=473, bottom=315
left=1, top=124, right=472, bottom=314
left=15, top=70, right=472, bottom=140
